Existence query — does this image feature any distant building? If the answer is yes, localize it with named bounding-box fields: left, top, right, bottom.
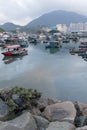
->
left=42, top=27, right=51, bottom=32
left=56, top=24, right=68, bottom=33
left=68, top=22, right=87, bottom=32
left=16, top=28, right=20, bottom=33
left=56, top=24, right=62, bottom=32
left=50, top=26, right=57, bottom=31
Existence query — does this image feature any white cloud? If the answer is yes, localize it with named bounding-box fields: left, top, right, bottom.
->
left=0, top=0, right=87, bottom=25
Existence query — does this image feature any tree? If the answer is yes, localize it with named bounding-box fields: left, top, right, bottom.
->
left=0, top=28, right=5, bottom=32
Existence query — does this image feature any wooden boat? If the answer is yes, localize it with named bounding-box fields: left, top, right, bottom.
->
left=45, top=41, right=61, bottom=48
left=2, top=51, right=13, bottom=56
left=79, top=48, right=87, bottom=51
left=78, top=52, right=87, bottom=57
left=69, top=49, right=86, bottom=54
left=20, top=42, right=29, bottom=48
left=1, top=45, right=28, bottom=57
left=2, top=45, right=20, bottom=56
left=0, top=40, right=5, bottom=47
left=80, top=42, right=87, bottom=45
left=62, top=39, right=70, bottom=43
left=79, top=45, right=87, bottom=48
left=12, top=49, right=28, bottom=56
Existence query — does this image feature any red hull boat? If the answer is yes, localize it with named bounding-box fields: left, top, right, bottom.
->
left=1, top=45, right=20, bottom=56
left=2, top=51, right=13, bottom=56
left=1, top=45, right=28, bottom=57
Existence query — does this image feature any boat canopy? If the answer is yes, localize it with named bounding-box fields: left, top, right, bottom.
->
left=4, top=45, right=20, bottom=49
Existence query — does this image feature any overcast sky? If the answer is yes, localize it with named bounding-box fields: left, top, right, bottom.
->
left=0, top=0, right=87, bottom=25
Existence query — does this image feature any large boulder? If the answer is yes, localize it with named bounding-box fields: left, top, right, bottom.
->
left=37, top=97, right=59, bottom=112
left=77, top=102, right=87, bottom=115
left=37, top=97, right=50, bottom=112
left=0, top=123, right=23, bottom=130
left=0, top=112, right=37, bottom=130
left=0, top=98, right=9, bottom=121
left=46, top=121, right=75, bottom=130
left=33, top=115, right=49, bottom=130
left=44, top=101, right=76, bottom=122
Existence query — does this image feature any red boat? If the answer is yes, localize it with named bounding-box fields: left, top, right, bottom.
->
left=80, top=42, right=87, bottom=44
left=2, top=51, right=13, bottom=56
left=70, top=49, right=86, bottom=54
left=79, top=48, right=87, bottom=51
left=1, top=45, right=20, bottom=56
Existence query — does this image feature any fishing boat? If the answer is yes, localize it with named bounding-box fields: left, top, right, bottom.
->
left=80, top=42, right=87, bottom=45
left=69, top=49, right=86, bottom=54
left=1, top=45, right=28, bottom=57
left=18, top=39, right=29, bottom=48
left=20, top=41, right=29, bottom=48
left=45, top=41, right=61, bottom=48
left=12, top=48, right=28, bottom=56
left=1, top=45, right=20, bottom=56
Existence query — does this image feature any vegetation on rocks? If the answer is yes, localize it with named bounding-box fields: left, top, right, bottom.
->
left=0, top=86, right=41, bottom=113
left=1, top=86, right=87, bottom=129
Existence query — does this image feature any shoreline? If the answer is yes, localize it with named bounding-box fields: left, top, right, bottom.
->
left=0, top=86, right=87, bottom=130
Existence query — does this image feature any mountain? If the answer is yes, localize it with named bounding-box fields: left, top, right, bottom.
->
left=1, top=10, right=87, bottom=32
left=0, top=22, right=22, bottom=31
left=0, top=28, right=5, bottom=32
left=27, top=10, right=87, bottom=27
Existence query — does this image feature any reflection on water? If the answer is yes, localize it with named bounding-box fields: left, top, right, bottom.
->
left=3, top=54, right=28, bottom=64
left=45, top=48, right=59, bottom=54
left=3, top=57, right=17, bottom=64
left=0, top=43, right=87, bottom=103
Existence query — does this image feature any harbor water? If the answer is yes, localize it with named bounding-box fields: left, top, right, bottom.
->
left=0, top=42, right=87, bottom=103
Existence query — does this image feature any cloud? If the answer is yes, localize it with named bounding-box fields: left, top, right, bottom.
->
left=0, top=0, right=87, bottom=25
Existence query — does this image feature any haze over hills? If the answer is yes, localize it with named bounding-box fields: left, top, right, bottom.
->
left=27, top=10, right=87, bottom=27
left=1, top=10, right=87, bottom=32
left=0, top=22, right=22, bottom=31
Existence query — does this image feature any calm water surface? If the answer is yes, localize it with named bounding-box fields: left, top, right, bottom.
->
left=0, top=42, right=87, bottom=103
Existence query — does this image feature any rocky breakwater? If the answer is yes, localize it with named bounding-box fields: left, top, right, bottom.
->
left=0, top=86, right=87, bottom=130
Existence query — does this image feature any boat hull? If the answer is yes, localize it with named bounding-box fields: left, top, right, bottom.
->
left=2, top=52, right=13, bottom=56
left=12, top=50, right=28, bottom=56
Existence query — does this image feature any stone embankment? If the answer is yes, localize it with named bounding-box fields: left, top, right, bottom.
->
left=0, top=87, right=87, bottom=130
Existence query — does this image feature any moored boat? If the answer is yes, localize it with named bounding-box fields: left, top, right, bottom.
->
left=20, top=42, right=29, bottom=48
left=12, top=49, right=28, bottom=56
left=1, top=45, right=28, bottom=57
left=1, top=45, right=20, bottom=56
left=80, top=42, right=87, bottom=45
left=45, top=41, right=61, bottom=48
left=69, top=49, right=86, bottom=54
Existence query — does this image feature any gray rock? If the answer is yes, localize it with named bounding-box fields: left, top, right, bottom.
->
left=0, top=122, right=23, bottom=130
left=0, top=112, right=37, bottom=130
left=0, top=98, right=9, bottom=121
left=77, top=102, right=87, bottom=115
left=47, top=98, right=60, bottom=105
left=37, top=97, right=59, bottom=112
left=37, top=97, right=49, bottom=111
left=33, top=115, right=49, bottom=130
left=31, top=107, right=41, bottom=115
left=46, top=121, right=75, bottom=130
left=12, top=94, right=22, bottom=106
left=75, top=126, right=87, bottom=130
left=44, top=101, right=76, bottom=123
